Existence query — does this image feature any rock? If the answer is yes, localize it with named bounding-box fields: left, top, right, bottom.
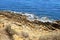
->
left=13, top=34, right=23, bottom=40
left=0, top=33, right=11, bottom=40
left=0, top=11, right=60, bottom=40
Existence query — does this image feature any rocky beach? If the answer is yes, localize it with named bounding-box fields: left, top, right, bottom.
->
left=0, top=11, right=60, bottom=40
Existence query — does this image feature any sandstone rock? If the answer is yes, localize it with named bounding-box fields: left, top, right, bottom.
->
left=0, top=11, right=60, bottom=40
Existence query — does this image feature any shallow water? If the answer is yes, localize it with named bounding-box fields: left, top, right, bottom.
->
left=0, top=0, right=60, bottom=20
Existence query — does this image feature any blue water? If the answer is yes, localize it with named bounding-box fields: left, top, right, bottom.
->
left=0, top=0, right=60, bottom=20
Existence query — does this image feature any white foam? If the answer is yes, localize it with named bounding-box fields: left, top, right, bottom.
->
left=22, top=13, right=54, bottom=22
left=22, top=13, right=38, bottom=21
left=10, top=11, right=23, bottom=14
left=39, top=17, right=54, bottom=22
left=3, top=10, right=54, bottom=22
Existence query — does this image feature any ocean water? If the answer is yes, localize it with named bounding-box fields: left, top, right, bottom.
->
left=0, top=0, right=60, bottom=20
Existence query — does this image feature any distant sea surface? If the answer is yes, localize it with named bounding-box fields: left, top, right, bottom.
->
left=0, top=0, right=60, bottom=20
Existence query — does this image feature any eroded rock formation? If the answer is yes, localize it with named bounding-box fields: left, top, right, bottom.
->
left=0, top=11, right=60, bottom=40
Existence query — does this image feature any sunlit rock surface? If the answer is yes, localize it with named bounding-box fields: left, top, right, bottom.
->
left=0, top=11, right=60, bottom=40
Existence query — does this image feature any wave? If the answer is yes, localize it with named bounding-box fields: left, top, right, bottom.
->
left=12, top=11, right=55, bottom=22
left=1, top=10, right=56, bottom=22
left=22, top=13, right=55, bottom=22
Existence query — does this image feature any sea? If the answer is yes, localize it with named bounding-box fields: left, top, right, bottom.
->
left=0, top=0, right=60, bottom=22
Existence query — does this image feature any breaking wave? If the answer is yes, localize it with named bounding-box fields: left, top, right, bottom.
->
left=2, top=10, right=58, bottom=22
left=22, top=13, right=55, bottom=22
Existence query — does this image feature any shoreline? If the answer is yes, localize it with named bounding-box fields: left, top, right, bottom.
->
left=0, top=10, right=60, bottom=40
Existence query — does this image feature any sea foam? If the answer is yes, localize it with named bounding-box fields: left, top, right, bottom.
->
left=23, top=13, right=54, bottom=22
left=3, top=10, right=55, bottom=23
